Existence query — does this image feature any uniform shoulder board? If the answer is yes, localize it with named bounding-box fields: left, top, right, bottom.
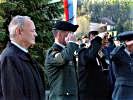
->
left=50, top=48, right=61, bottom=57
left=52, top=48, right=61, bottom=52
left=47, top=48, right=59, bottom=55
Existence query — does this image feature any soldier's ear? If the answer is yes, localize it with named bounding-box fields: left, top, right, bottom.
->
left=58, top=31, right=63, bottom=37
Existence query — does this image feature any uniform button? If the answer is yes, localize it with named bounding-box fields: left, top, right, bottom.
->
left=68, top=61, right=73, bottom=65
left=66, top=92, right=69, bottom=95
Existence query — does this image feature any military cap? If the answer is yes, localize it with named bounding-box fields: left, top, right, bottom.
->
left=89, top=23, right=100, bottom=32
left=89, top=22, right=107, bottom=32
left=53, top=21, right=79, bottom=32
left=118, top=31, right=133, bottom=41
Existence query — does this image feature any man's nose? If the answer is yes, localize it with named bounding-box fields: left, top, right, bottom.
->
left=34, top=32, right=37, bottom=36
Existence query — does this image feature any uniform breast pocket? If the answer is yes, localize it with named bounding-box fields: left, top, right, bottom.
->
left=58, top=91, right=74, bottom=96
left=129, top=61, right=133, bottom=72
left=68, top=61, right=74, bottom=66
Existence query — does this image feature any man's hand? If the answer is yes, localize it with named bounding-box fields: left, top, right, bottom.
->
left=125, top=40, right=133, bottom=46
left=65, top=33, right=77, bottom=44
left=98, top=32, right=107, bottom=39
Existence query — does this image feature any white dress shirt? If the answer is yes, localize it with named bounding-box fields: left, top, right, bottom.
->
left=11, top=41, right=28, bottom=53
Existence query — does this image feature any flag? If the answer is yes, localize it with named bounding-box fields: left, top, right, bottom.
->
left=64, top=0, right=77, bottom=25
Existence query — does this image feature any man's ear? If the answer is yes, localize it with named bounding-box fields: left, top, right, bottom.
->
left=15, top=27, right=21, bottom=35
left=57, top=31, right=61, bottom=37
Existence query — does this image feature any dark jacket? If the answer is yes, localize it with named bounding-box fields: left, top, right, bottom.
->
left=0, top=42, right=45, bottom=100
left=45, top=42, right=79, bottom=100
left=78, top=37, right=110, bottom=100
left=111, top=45, right=133, bottom=100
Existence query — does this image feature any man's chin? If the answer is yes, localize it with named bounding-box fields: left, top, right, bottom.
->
left=29, top=44, right=34, bottom=48
left=29, top=42, right=35, bottom=48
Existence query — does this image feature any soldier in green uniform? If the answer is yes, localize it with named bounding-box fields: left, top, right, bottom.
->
left=45, top=21, right=79, bottom=100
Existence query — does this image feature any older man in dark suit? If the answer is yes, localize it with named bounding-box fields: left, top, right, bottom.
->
left=111, top=31, right=133, bottom=100
left=0, top=15, right=45, bottom=100
left=45, top=21, right=79, bottom=100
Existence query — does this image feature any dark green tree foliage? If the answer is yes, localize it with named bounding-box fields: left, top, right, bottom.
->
left=0, top=0, right=63, bottom=65
left=83, top=0, right=131, bottom=32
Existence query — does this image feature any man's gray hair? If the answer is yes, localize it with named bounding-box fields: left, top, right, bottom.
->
left=8, top=15, right=31, bottom=39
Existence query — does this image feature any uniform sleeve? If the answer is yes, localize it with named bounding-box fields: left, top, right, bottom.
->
left=0, top=56, right=26, bottom=100
left=45, top=42, right=79, bottom=67
left=110, top=46, right=121, bottom=63
left=84, top=36, right=102, bottom=60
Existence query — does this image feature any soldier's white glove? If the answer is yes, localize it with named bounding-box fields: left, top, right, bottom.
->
left=97, top=32, right=107, bottom=39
